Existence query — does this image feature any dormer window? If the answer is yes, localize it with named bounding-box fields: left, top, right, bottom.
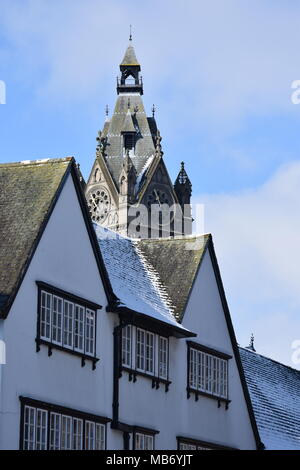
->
left=124, top=134, right=134, bottom=151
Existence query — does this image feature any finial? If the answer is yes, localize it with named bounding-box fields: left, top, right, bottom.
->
left=129, top=25, right=132, bottom=42
left=152, top=104, right=156, bottom=118
left=181, top=161, right=185, bottom=170
left=127, top=98, right=131, bottom=109
left=105, top=105, right=109, bottom=117
left=246, top=333, right=256, bottom=352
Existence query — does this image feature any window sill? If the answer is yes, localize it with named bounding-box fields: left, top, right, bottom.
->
left=187, top=387, right=231, bottom=409
left=121, top=366, right=171, bottom=392
left=36, top=338, right=99, bottom=370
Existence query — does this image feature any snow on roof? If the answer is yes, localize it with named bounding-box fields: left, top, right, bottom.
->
left=239, top=347, right=300, bottom=450
left=94, top=224, right=190, bottom=332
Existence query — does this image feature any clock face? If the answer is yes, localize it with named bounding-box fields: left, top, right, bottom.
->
left=146, top=187, right=174, bottom=225
left=87, top=187, right=111, bottom=223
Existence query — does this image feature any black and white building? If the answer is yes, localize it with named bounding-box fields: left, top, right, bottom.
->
left=0, top=40, right=297, bottom=451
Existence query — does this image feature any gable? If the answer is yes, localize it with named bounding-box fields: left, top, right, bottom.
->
left=0, top=158, right=114, bottom=318
left=181, top=245, right=262, bottom=449
left=0, top=159, right=72, bottom=317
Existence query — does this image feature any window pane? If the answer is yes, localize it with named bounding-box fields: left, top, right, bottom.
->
left=189, top=348, right=198, bottom=389
left=73, top=418, right=83, bottom=450
left=85, top=309, right=95, bottom=356
left=50, top=413, right=61, bottom=450
left=40, top=291, right=52, bottom=340
left=135, top=432, right=144, bottom=450
left=159, top=337, right=168, bottom=379
left=23, top=406, right=36, bottom=450
left=122, top=325, right=132, bottom=367
left=63, top=301, right=74, bottom=348
left=144, top=435, right=154, bottom=450
left=35, top=409, right=48, bottom=450
left=74, top=305, right=85, bottom=352
left=145, top=332, right=154, bottom=374
left=61, top=415, right=72, bottom=450
left=189, top=348, right=228, bottom=399
left=52, top=296, right=63, bottom=345
left=95, top=423, right=105, bottom=450
left=136, top=329, right=145, bottom=371
left=85, top=421, right=95, bottom=450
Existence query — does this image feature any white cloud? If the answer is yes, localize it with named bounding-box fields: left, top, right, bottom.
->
left=1, top=0, right=300, bottom=127
left=194, top=161, right=300, bottom=366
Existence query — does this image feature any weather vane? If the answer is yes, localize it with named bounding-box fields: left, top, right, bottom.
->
left=105, top=105, right=109, bottom=117
left=152, top=104, right=156, bottom=118
left=129, top=25, right=132, bottom=42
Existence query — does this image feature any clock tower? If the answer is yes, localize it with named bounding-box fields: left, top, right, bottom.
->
left=85, top=38, right=192, bottom=238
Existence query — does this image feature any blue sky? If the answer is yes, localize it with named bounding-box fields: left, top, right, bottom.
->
left=1, top=0, right=300, bottom=366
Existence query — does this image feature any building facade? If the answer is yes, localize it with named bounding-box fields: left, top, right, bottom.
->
left=0, top=41, right=265, bottom=451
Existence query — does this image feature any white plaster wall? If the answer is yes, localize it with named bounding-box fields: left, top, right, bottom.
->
left=0, top=174, right=118, bottom=449
left=0, top=173, right=258, bottom=450
left=118, top=249, right=257, bottom=450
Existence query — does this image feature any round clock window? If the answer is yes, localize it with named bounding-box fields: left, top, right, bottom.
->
left=87, top=187, right=111, bottom=222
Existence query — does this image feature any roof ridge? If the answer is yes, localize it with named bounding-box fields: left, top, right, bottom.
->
left=0, top=157, right=74, bottom=168
left=239, top=346, right=300, bottom=374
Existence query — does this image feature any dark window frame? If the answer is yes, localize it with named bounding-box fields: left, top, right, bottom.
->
left=120, top=322, right=171, bottom=392
left=36, top=281, right=101, bottom=369
left=177, top=436, right=236, bottom=451
left=19, top=396, right=110, bottom=450
left=186, top=341, right=232, bottom=408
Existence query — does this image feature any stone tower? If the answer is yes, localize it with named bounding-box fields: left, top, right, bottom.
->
left=85, top=38, right=192, bottom=237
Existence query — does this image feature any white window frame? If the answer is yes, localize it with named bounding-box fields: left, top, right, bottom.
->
left=189, top=347, right=228, bottom=400
left=74, top=304, right=85, bottom=353
left=61, top=415, right=72, bottom=450
left=136, top=328, right=146, bottom=372
left=23, top=406, right=48, bottom=450
left=63, top=301, right=74, bottom=349
left=73, top=417, right=83, bottom=450
left=85, top=309, right=95, bottom=356
left=158, top=336, right=168, bottom=379
left=135, top=432, right=154, bottom=450
left=40, top=291, right=52, bottom=341
left=52, top=295, right=63, bottom=346
left=38, top=287, right=97, bottom=359
left=121, top=325, right=132, bottom=368
left=50, top=412, right=61, bottom=450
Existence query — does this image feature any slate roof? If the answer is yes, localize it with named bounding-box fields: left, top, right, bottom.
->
left=94, top=224, right=210, bottom=324
left=239, top=347, right=300, bottom=450
left=138, top=235, right=210, bottom=321
left=121, top=44, right=140, bottom=66
left=0, top=158, right=72, bottom=316
left=102, top=94, right=156, bottom=189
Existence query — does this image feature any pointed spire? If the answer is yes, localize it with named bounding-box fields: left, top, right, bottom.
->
left=152, top=104, right=156, bottom=118
left=175, top=161, right=192, bottom=186
left=120, top=42, right=140, bottom=67
left=246, top=334, right=256, bottom=352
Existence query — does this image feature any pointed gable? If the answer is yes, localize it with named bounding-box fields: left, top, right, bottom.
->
left=0, top=159, right=72, bottom=315
left=0, top=158, right=114, bottom=318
